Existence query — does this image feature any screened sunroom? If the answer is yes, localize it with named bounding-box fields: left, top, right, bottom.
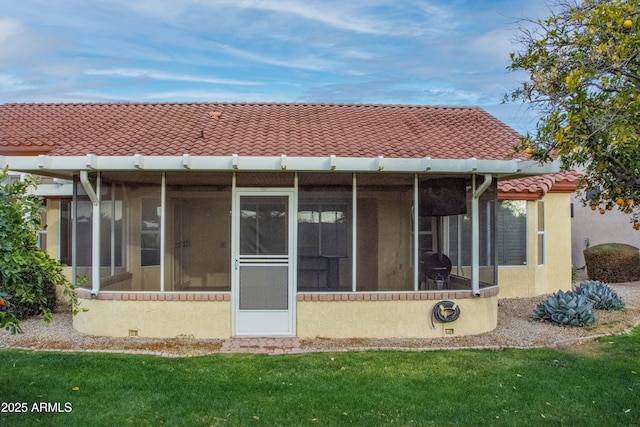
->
left=71, top=170, right=498, bottom=297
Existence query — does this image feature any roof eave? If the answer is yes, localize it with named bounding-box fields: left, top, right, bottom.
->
left=0, top=146, right=55, bottom=156
left=548, top=181, right=581, bottom=193
left=498, top=191, right=544, bottom=201
left=0, top=154, right=560, bottom=177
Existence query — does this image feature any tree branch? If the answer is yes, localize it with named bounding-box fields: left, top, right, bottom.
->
left=606, top=157, right=640, bottom=189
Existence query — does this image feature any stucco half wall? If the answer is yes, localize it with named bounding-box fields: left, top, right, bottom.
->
left=297, top=293, right=498, bottom=339
left=73, top=288, right=498, bottom=339
left=73, top=291, right=232, bottom=339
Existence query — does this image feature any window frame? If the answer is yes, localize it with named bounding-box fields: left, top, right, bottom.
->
left=495, top=200, right=528, bottom=266
left=537, top=200, right=545, bottom=266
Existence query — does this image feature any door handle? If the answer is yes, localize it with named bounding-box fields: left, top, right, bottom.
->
left=235, top=259, right=239, bottom=270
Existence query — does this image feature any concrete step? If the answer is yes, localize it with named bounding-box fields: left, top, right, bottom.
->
left=220, top=337, right=302, bottom=354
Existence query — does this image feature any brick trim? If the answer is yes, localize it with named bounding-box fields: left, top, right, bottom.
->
left=76, top=288, right=231, bottom=301
left=296, top=287, right=498, bottom=302
left=76, top=287, right=498, bottom=302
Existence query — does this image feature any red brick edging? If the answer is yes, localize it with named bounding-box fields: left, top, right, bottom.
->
left=76, top=287, right=498, bottom=302
left=296, top=287, right=498, bottom=301
left=76, top=288, right=231, bottom=301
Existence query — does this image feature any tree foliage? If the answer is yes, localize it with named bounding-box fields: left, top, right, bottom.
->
left=507, top=0, right=640, bottom=228
left=0, top=168, right=81, bottom=334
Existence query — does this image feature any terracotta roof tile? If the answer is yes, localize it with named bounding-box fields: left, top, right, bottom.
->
left=0, top=102, right=522, bottom=159
left=498, top=171, right=582, bottom=200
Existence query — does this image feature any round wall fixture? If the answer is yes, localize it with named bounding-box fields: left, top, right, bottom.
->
left=432, top=300, right=461, bottom=324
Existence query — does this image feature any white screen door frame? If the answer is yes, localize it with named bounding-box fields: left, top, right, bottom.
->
left=232, top=188, right=296, bottom=336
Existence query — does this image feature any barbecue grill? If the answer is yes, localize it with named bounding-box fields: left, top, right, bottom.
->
left=420, top=216, right=452, bottom=290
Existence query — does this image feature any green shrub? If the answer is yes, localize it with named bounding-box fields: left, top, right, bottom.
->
left=574, top=280, right=626, bottom=311
left=583, top=243, right=640, bottom=283
left=0, top=168, right=80, bottom=334
left=533, top=290, right=597, bottom=326
left=7, top=276, right=57, bottom=319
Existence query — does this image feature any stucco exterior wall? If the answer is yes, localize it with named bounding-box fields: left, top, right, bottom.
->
left=542, top=193, right=573, bottom=291
left=497, top=266, right=531, bottom=298
left=45, top=198, right=61, bottom=262
left=571, top=193, right=640, bottom=270
left=297, top=294, right=498, bottom=339
left=72, top=290, right=498, bottom=339
left=498, top=193, right=573, bottom=298
left=73, top=297, right=232, bottom=339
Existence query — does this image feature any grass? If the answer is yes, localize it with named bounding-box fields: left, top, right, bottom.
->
left=1, top=330, right=639, bottom=426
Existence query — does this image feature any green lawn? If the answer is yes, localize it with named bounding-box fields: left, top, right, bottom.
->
left=1, top=330, right=639, bottom=426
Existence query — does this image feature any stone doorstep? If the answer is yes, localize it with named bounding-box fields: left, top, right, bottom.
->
left=220, top=337, right=302, bottom=354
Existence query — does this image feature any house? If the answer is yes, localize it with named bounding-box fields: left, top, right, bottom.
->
left=496, top=172, right=581, bottom=297
left=0, top=102, right=563, bottom=339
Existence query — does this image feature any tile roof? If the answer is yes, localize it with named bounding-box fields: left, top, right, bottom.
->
left=0, top=102, right=522, bottom=159
left=498, top=170, right=582, bottom=200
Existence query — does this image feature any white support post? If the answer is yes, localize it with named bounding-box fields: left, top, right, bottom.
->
left=71, top=181, right=77, bottom=291
left=471, top=176, right=479, bottom=296
left=413, top=174, right=419, bottom=291
left=94, top=174, right=101, bottom=296
left=352, top=173, right=357, bottom=292
left=110, top=182, right=116, bottom=277
left=471, top=174, right=493, bottom=296
left=293, top=173, right=299, bottom=296
left=79, top=170, right=101, bottom=297
left=160, top=172, right=166, bottom=292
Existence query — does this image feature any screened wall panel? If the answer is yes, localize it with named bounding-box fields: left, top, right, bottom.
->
left=297, top=173, right=352, bottom=291
left=99, top=179, right=126, bottom=280
left=356, top=174, right=413, bottom=291
left=165, top=173, right=232, bottom=291
left=73, top=175, right=95, bottom=289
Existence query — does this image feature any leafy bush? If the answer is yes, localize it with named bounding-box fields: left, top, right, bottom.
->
left=574, top=280, right=626, bottom=311
left=7, top=275, right=57, bottom=319
left=533, top=290, right=597, bottom=326
left=0, top=168, right=80, bottom=334
left=583, top=243, right=640, bottom=283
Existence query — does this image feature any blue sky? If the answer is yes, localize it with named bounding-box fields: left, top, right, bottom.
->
left=0, top=0, right=550, bottom=134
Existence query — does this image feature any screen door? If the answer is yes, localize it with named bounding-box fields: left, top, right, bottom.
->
left=233, top=191, right=295, bottom=336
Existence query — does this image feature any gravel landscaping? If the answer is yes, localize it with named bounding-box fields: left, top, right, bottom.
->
left=2, top=282, right=639, bottom=356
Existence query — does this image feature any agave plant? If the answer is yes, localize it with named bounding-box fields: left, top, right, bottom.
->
left=574, top=280, right=626, bottom=311
left=533, top=290, right=597, bottom=326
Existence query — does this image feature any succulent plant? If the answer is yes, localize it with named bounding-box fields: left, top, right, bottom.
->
left=533, top=290, right=597, bottom=326
left=574, top=280, right=626, bottom=311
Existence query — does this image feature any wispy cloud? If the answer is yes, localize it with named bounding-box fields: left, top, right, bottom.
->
left=0, top=73, right=34, bottom=91
left=85, top=68, right=262, bottom=86
left=0, top=0, right=550, bottom=132
left=0, top=17, right=22, bottom=43
left=464, top=28, right=515, bottom=64
left=0, top=17, right=66, bottom=64
left=140, top=90, right=275, bottom=102
left=209, top=42, right=338, bottom=72
left=199, top=0, right=402, bottom=35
